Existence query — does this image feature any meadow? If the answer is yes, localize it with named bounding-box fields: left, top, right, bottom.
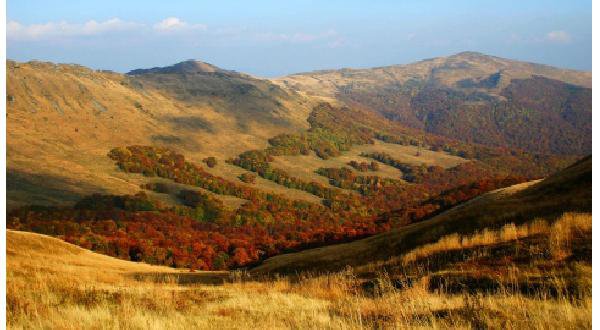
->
left=7, top=212, right=591, bottom=329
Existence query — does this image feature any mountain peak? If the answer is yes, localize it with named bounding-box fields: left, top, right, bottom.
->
left=444, top=51, right=500, bottom=63
left=127, top=59, right=227, bottom=75
left=452, top=51, right=487, bottom=57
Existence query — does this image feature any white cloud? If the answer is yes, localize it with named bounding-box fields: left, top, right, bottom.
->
left=153, top=17, right=207, bottom=32
left=546, top=30, right=571, bottom=43
left=7, top=17, right=208, bottom=41
left=7, top=18, right=142, bottom=40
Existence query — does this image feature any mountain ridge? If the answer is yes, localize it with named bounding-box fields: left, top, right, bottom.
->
left=272, top=52, right=591, bottom=156
left=6, top=52, right=591, bottom=209
left=275, top=51, right=591, bottom=88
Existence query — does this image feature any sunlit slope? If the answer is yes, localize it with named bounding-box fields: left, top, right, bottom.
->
left=7, top=224, right=591, bottom=329
left=7, top=230, right=192, bottom=276
left=274, top=52, right=592, bottom=155
left=252, top=156, right=591, bottom=274
left=6, top=60, right=312, bottom=209
left=275, top=51, right=591, bottom=97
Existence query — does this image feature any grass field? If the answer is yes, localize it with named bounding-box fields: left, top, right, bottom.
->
left=6, top=60, right=313, bottom=210
left=7, top=209, right=591, bottom=329
left=269, top=140, right=467, bottom=192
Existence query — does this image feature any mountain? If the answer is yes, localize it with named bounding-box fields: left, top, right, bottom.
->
left=128, top=59, right=230, bottom=75
left=6, top=53, right=592, bottom=328
left=6, top=53, right=589, bottom=270
left=8, top=53, right=589, bottom=210
left=274, top=52, right=592, bottom=155
left=6, top=59, right=313, bottom=209
left=252, top=155, right=591, bottom=274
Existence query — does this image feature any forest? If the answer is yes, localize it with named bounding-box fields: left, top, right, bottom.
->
left=8, top=141, right=525, bottom=270
left=6, top=103, right=567, bottom=270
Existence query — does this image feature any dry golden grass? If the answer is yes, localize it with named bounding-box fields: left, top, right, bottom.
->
left=8, top=204, right=593, bottom=330
left=272, top=52, right=591, bottom=100
left=7, top=60, right=313, bottom=210
left=401, top=212, right=591, bottom=264
left=7, top=227, right=591, bottom=329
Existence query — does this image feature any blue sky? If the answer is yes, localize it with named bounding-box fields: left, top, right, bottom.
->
left=7, top=0, right=591, bottom=77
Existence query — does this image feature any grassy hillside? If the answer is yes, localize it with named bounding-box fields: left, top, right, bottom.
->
left=274, top=52, right=592, bottom=155
left=6, top=59, right=313, bottom=209
left=252, top=156, right=591, bottom=274
left=7, top=212, right=591, bottom=329
left=7, top=54, right=582, bottom=212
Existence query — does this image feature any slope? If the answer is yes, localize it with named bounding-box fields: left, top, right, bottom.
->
left=274, top=52, right=592, bottom=155
left=8, top=227, right=591, bottom=329
left=6, top=59, right=313, bottom=209
left=252, top=156, right=591, bottom=274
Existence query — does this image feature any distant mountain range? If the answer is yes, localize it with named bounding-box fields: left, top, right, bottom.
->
left=274, top=52, right=591, bottom=155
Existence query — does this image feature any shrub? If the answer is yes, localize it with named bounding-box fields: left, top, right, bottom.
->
left=203, top=157, right=218, bottom=168
left=240, top=172, right=257, bottom=184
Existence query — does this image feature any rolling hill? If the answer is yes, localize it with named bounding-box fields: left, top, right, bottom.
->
left=6, top=50, right=592, bottom=327
left=6, top=53, right=590, bottom=272
left=6, top=59, right=314, bottom=209
left=7, top=199, right=591, bottom=329
left=274, top=52, right=592, bottom=155
left=7, top=53, right=589, bottom=211
left=252, top=156, right=591, bottom=274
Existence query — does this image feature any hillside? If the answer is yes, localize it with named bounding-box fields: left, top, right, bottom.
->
left=252, top=156, right=591, bottom=274
left=274, top=52, right=592, bottom=155
left=7, top=53, right=587, bottom=211
left=6, top=59, right=313, bottom=209
left=7, top=212, right=591, bottom=329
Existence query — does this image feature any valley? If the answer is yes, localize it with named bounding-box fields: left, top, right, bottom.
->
left=7, top=157, right=591, bottom=328
left=5, top=51, right=593, bottom=329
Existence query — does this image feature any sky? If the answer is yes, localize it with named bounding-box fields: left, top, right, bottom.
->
left=7, top=0, right=592, bottom=77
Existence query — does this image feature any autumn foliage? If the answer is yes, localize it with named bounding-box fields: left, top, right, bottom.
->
left=7, top=142, right=525, bottom=270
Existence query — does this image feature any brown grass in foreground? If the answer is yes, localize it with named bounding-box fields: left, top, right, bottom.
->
left=7, top=213, right=591, bottom=329
left=401, top=212, right=591, bottom=264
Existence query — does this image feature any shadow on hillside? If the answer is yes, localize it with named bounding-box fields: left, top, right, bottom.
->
left=7, top=170, right=112, bottom=211
left=129, top=272, right=231, bottom=285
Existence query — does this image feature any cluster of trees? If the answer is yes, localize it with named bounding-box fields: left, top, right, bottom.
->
left=347, top=160, right=379, bottom=172
left=177, top=190, right=224, bottom=222
left=7, top=191, right=388, bottom=270
left=264, top=103, right=376, bottom=160
left=74, top=192, right=157, bottom=212
left=360, top=152, right=441, bottom=183
left=316, top=167, right=401, bottom=195
left=375, top=132, right=422, bottom=147
left=141, top=182, right=175, bottom=194
left=239, top=172, right=257, bottom=184
left=340, top=76, right=591, bottom=156
left=203, top=157, right=218, bottom=168
left=230, top=150, right=342, bottom=201
left=375, top=175, right=525, bottom=226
